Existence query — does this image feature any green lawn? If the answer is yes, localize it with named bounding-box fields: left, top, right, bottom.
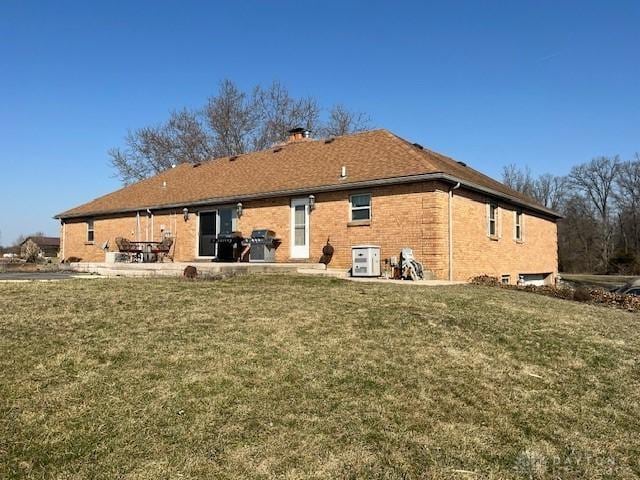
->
left=1, top=275, right=639, bottom=479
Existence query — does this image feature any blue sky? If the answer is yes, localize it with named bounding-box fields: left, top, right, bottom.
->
left=0, top=1, right=638, bottom=244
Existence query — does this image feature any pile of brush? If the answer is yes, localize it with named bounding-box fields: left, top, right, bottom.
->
left=469, top=275, right=640, bottom=313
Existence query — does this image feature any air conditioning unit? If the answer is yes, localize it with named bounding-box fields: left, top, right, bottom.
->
left=351, top=245, right=381, bottom=277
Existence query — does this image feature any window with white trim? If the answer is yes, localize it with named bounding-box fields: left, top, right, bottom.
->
left=350, top=193, right=371, bottom=221
left=488, top=203, right=498, bottom=237
left=501, top=274, right=510, bottom=285
left=515, top=210, right=524, bottom=241
left=87, top=220, right=95, bottom=242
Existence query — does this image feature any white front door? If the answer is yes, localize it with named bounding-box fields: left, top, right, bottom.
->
left=290, top=198, right=310, bottom=259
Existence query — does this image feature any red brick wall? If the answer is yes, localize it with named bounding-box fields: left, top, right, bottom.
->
left=450, top=189, right=558, bottom=283
left=61, top=181, right=558, bottom=281
left=61, top=211, right=196, bottom=262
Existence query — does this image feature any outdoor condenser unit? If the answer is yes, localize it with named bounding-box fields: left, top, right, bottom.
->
left=351, top=245, right=381, bottom=277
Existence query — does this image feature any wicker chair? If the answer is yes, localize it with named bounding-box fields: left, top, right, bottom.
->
left=115, top=237, right=142, bottom=262
left=151, top=237, right=174, bottom=262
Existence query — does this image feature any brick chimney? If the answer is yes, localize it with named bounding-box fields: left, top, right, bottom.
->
left=287, top=127, right=311, bottom=142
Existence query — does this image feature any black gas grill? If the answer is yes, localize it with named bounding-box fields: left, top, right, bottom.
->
left=216, top=231, right=244, bottom=261
left=249, top=229, right=278, bottom=262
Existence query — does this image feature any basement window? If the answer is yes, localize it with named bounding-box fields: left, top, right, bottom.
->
left=350, top=193, right=371, bottom=221
left=86, top=220, right=95, bottom=243
left=501, top=274, right=510, bottom=285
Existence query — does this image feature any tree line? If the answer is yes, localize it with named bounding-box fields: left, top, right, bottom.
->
left=109, top=79, right=370, bottom=184
left=502, top=154, right=640, bottom=274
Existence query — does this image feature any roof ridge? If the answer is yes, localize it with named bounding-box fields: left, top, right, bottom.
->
left=201, top=128, right=388, bottom=163
left=380, top=130, right=450, bottom=172
left=55, top=128, right=559, bottom=219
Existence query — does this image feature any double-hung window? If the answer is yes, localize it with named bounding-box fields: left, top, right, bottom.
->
left=515, top=210, right=524, bottom=241
left=87, top=220, right=95, bottom=243
left=350, top=193, right=371, bottom=221
left=488, top=203, right=498, bottom=237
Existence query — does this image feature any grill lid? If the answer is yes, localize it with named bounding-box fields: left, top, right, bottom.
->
left=218, top=231, right=243, bottom=239
left=250, top=229, right=276, bottom=239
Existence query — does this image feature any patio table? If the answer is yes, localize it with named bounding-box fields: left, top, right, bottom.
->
left=130, top=241, right=161, bottom=262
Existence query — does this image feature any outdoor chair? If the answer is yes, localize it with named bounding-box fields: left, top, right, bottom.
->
left=115, top=237, right=142, bottom=262
left=151, top=237, right=174, bottom=262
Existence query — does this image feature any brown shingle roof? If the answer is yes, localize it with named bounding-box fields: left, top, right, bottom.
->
left=56, top=129, right=560, bottom=219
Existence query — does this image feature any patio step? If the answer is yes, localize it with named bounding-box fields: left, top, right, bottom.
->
left=65, top=262, right=327, bottom=278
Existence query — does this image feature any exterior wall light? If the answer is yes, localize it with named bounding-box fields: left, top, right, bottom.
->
left=183, top=207, right=189, bottom=221
left=236, top=202, right=243, bottom=218
left=308, top=194, right=316, bottom=211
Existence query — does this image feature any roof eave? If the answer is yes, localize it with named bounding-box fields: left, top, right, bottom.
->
left=54, top=173, right=562, bottom=220
left=438, top=174, right=563, bottom=219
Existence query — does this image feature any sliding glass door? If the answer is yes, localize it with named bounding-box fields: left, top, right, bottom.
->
left=197, top=207, right=237, bottom=258
left=198, top=211, right=217, bottom=257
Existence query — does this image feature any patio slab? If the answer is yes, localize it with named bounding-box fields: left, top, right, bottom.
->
left=64, top=261, right=327, bottom=278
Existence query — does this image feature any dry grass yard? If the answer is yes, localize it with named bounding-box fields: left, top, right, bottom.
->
left=1, top=275, right=639, bottom=479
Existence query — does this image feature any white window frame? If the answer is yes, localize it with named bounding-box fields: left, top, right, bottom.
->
left=501, top=274, right=510, bottom=285
left=350, top=193, right=372, bottom=222
left=514, top=210, right=524, bottom=242
left=86, top=219, right=95, bottom=243
left=290, top=197, right=310, bottom=259
left=487, top=202, right=499, bottom=238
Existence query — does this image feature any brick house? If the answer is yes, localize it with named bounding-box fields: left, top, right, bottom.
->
left=55, top=129, right=560, bottom=283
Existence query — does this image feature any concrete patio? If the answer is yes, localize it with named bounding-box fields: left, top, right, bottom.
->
left=60, top=261, right=464, bottom=285
left=63, top=261, right=330, bottom=278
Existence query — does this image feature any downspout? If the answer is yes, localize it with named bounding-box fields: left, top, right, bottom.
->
left=448, top=182, right=461, bottom=281
left=61, top=221, right=65, bottom=261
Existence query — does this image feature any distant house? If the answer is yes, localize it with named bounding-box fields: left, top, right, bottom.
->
left=20, top=236, right=60, bottom=258
left=55, top=129, right=560, bottom=283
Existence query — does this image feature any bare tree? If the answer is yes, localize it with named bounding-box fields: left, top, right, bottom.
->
left=558, top=194, right=600, bottom=273
left=109, top=79, right=371, bottom=184
left=251, top=81, right=321, bottom=150
left=320, top=104, right=370, bottom=137
left=533, top=173, right=568, bottom=211
left=568, top=156, right=621, bottom=269
left=21, top=239, right=41, bottom=263
left=109, top=109, right=211, bottom=184
left=502, top=164, right=536, bottom=199
left=501, top=164, right=567, bottom=209
left=204, top=79, right=258, bottom=157
left=501, top=154, right=640, bottom=274
left=615, top=154, right=640, bottom=253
